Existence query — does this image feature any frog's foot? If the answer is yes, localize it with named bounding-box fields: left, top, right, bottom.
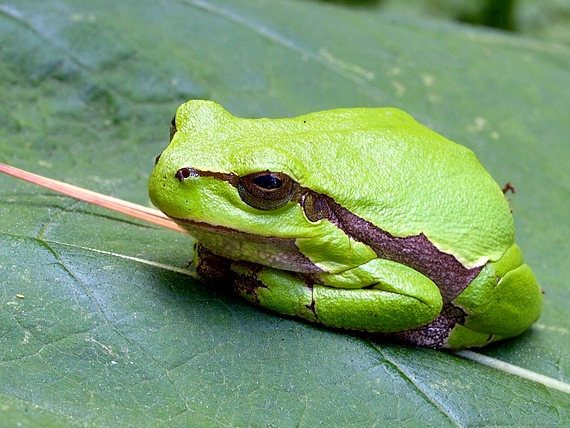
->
left=439, top=244, right=543, bottom=349
left=396, top=247, right=544, bottom=349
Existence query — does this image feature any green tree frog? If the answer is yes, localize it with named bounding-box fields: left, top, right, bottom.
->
left=148, top=100, right=542, bottom=349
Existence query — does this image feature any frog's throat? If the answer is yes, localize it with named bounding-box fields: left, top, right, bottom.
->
left=172, top=216, right=326, bottom=274
left=177, top=169, right=484, bottom=303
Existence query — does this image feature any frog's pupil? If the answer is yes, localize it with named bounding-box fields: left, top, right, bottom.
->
left=254, top=174, right=282, bottom=190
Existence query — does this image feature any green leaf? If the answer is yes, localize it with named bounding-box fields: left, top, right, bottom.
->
left=1, top=1, right=569, bottom=426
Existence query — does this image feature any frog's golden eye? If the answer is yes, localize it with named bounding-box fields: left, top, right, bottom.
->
left=169, top=116, right=177, bottom=142
left=238, top=171, right=297, bottom=210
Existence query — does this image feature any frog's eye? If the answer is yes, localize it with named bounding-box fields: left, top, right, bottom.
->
left=170, top=116, right=177, bottom=142
left=175, top=167, right=199, bottom=182
left=238, top=171, right=297, bottom=210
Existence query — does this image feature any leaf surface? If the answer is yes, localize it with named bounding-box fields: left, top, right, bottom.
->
left=1, top=1, right=569, bottom=426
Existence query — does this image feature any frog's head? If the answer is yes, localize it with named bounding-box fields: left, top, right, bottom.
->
left=148, top=100, right=367, bottom=272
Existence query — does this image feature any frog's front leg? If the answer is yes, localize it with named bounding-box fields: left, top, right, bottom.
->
left=195, top=243, right=443, bottom=334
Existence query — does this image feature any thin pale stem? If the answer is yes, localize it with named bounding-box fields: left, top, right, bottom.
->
left=0, top=163, right=184, bottom=233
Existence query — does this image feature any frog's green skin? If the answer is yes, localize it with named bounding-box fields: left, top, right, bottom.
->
left=148, top=100, right=542, bottom=349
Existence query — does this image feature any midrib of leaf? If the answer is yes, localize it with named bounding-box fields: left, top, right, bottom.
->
left=455, top=350, right=570, bottom=394
left=52, top=240, right=198, bottom=278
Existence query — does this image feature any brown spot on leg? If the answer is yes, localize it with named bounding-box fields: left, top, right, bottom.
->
left=194, top=243, right=236, bottom=284
left=394, top=304, right=466, bottom=348
left=195, top=243, right=266, bottom=304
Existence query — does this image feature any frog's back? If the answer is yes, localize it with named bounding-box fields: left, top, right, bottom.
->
left=279, top=107, right=515, bottom=267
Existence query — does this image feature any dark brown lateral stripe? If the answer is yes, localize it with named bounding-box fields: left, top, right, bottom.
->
left=324, top=196, right=482, bottom=302
left=175, top=167, right=237, bottom=185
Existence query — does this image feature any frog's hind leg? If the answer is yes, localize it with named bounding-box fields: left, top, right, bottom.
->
left=196, top=249, right=444, bottom=337
left=195, top=243, right=447, bottom=342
